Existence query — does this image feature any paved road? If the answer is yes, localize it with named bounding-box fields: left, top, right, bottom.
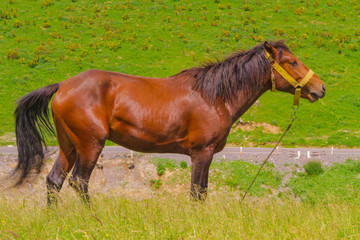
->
left=1, top=146, right=359, bottom=167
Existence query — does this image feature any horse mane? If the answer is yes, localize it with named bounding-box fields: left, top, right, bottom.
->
left=181, top=41, right=290, bottom=103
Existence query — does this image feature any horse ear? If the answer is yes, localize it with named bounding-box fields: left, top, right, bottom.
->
left=264, top=41, right=277, bottom=56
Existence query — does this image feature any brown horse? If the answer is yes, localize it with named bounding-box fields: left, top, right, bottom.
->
left=14, top=41, right=325, bottom=205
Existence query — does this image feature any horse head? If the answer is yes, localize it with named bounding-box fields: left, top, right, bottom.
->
left=264, top=41, right=325, bottom=103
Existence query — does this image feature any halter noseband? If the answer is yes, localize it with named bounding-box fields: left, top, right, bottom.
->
left=265, top=50, right=314, bottom=107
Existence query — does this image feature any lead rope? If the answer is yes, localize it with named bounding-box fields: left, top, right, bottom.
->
left=240, top=106, right=298, bottom=203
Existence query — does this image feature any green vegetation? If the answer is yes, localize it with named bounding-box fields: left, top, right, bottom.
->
left=180, top=160, right=188, bottom=169
left=0, top=0, right=359, bottom=147
left=2, top=194, right=360, bottom=239
left=2, top=159, right=360, bottom=239
left=303, top=160, right=324, bottom=176
left=211, top=160, right=282, bottom=196
left=151, top=157, right=178, bottom=176
left=149, top=179, right=162, bottom=190
left=289, top=159, right=360, bottom=204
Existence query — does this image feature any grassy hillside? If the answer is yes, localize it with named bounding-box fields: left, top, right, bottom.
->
left=0, top=0, right=359, bottom=147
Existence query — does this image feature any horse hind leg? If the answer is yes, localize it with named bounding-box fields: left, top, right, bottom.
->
left=46, top=124, right=77, bottom=206
left=68, top=142, right=105, bottom=206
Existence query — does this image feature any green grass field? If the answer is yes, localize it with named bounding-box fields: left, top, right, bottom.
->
left=1, top=1, right=359, bottom=238
left=0, top=0, right=359, bottom=147
left=3, top=194, right=360, bottom=239
left=2, top=159, right=360, bottom=239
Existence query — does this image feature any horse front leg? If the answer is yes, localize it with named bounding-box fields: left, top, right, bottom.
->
left=190, top=149, right=214, bottom=201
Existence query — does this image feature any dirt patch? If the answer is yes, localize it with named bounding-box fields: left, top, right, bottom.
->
left=0, top=153, right=167, bottom=200
left=232, top=122, right=281, bottom=134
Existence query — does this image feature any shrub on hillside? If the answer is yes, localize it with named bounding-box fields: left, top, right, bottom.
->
left=180, top=161, right=188, bottom=169
left=304, top=160, right=324, bottom=176
left=6, top=49, right=20, bottom=60
left=13, top=20, right=22, bottom=28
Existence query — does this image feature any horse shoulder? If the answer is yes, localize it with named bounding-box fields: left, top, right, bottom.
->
left=182, top=99, right=233, bottom=151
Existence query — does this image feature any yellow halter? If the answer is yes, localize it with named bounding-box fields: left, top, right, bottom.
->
left=265, top=50, right=314, bottom=107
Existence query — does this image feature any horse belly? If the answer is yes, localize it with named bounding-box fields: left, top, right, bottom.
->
left=108, top=125, right=188, bottom=154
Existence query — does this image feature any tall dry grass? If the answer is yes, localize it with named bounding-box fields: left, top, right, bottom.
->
left=1, top=192, right=360, bottom=239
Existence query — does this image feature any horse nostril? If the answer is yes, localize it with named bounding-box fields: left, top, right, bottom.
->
left=322, top=84, right=326, bottom=93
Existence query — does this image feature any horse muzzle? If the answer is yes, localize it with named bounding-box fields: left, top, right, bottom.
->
left=307, top=84, right=326, bottom=102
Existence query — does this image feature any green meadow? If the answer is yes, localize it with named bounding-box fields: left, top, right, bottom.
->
left=1, top=1, right=360, bottom=239
left=0, top=0, right=359, bottom=148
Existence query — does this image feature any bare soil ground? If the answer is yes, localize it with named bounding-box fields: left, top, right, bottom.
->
left=0, top=147, right=359, bottom=201
left=0, top=152, right=164, bottom=201
left=232, top=121, right=281, bottom=134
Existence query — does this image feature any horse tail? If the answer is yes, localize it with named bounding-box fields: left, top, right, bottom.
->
left=14, top=83, right=60, bottom=185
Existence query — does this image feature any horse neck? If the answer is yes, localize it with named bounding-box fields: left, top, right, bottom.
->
left=227, top=76, right=271, bottom=124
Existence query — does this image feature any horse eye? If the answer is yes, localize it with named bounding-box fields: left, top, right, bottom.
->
left=290, top=61, right=297, bottom=67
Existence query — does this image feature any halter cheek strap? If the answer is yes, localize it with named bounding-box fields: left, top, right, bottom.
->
left=265, top=50, right=314, bottom=107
